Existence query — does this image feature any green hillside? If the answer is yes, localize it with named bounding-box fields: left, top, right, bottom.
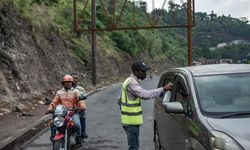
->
left=7, top=0, right=250, bottom=64
left=194, top=12, right=250, bottom=61
left=153, top=3, right=250, bottom=62
left=11, top=0, right=187, bottom=66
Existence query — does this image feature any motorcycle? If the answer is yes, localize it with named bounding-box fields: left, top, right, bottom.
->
left=51, top=105, right=79, bottom=150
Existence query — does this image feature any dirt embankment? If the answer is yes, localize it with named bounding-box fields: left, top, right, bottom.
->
left=0, top=2, right=129, bottom=111
left=0, top=3, right=81, bottom=109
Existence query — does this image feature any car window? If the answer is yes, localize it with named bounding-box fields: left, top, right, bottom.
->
left=173, top=80, right=188, bottom=103
left=171, top=75, right=191, bottom=117
left=194, top=73, right=250, bottom=116
left=159, top=74, right=175, bottom=98
left=156, top=73, right=175, bottom=107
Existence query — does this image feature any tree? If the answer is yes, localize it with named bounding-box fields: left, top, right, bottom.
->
left=209, top=11, right=217, bottom=20
left=151, top=8, right=167, bottom=19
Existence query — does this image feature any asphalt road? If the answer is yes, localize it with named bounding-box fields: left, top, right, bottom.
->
left=24, top=77, right=160, bottom=150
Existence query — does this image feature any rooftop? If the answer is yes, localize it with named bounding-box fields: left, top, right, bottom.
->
left=176, top=64, right=250, bottom=76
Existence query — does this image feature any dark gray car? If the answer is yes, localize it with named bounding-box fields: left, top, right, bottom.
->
left=153, top=64, right=250, bottom=150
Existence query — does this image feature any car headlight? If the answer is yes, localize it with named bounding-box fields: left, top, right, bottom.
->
left=210, top=130, right=243, bottom=150
left=53, top=116, right=64, bottom=127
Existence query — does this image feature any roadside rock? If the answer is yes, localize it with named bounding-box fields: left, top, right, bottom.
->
left=16, top=103, right=26, bottom=111
left=0, top=108, right=11, bottom=114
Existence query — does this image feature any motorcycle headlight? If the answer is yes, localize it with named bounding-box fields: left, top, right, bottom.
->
left=53, top=116, right=64, bottom=127
left=210, top=131, right=243, bottom=150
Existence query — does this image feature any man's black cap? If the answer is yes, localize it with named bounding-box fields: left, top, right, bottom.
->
left=131, top=61, right=151, bottom=71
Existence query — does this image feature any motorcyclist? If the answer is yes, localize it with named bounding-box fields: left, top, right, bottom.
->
left=71, top=73, right=88, bottom=139
left=46, top=75, right=86, bottom=146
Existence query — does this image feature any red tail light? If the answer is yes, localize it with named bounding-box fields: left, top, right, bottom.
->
left=54, top=133, right=64, bottom=141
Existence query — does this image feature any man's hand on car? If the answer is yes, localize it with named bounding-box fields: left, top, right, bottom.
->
left=163, top=82, right=173, bottom=91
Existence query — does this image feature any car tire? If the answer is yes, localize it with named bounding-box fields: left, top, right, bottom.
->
left=154, top=125, right=163, bottom=150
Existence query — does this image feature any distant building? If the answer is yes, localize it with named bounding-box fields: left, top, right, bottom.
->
left=239, top=17, right=249, bottom=23
left=132, top=0, right=147, bottom=12
left=209, top=40, right=250, bottom=51
left=194, top=57, right=233, bottom=65
left=217, top=43, right=227, bottom=48
left=238, top=52, right=250, bottom=63
left=206, top=59, right=233, bottom=64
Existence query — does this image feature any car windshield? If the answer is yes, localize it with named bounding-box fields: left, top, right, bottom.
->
left=194, top=73, right=250, bottom=117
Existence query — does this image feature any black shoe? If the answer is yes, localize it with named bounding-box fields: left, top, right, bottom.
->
left=82, top=133, right=88, bottom=139
left=74, top=142, right=82, bottom=148
left=81, top=138, right=85, bottom=143
left=50, top=136, right=55, bottom=143
left=74, top=136, right=82, bottom=148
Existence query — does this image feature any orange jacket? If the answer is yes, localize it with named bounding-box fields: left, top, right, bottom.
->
left=48, top=87, right=86, bottom=111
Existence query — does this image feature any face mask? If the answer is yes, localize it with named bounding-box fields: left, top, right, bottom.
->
left=139, top=70, right=146, bottom=80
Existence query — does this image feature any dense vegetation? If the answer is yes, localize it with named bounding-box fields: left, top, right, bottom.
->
left=152, top=2, right=250, bottom=62
left=11, top=0, right=187, bottom=66
left=9, top=0, right=250, bottom=64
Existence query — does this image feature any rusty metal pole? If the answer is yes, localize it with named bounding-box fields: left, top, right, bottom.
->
left=91, top=0, right=97, bottom=85
left=187, top=0, right=193, bottom=66
left=73, top=0, right=76, bottom=31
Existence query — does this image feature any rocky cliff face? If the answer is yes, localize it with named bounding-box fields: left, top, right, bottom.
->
left=0, top=3, right=86, bottom=108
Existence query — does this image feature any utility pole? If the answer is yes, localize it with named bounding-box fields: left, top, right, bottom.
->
left=73, top=0, right=195, bottom=79
left=152, top=0, right=155, bottom=10
left=91, top=0, right=97, bottom=85
left=187, top=0, right=193, bottom=66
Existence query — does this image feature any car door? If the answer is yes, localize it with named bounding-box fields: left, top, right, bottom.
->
left=166, top=74, right=194, bottom=150
left=154, top=72, right=176, bottom=149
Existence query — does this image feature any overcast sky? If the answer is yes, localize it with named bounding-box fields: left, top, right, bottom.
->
left=144, top=0, right=250, bottom=19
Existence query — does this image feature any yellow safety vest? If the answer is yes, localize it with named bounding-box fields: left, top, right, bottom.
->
left=121, top=77, right=143, bottom=125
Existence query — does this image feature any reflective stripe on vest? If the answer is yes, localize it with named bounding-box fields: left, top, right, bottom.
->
left=121, top=77, right=143, bottom=125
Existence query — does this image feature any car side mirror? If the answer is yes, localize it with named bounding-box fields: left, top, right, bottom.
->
left=165, top=102, right=184, bottom=113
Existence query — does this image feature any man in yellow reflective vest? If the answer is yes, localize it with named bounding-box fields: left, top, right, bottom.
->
left=118, top=61, right=173, bottom=150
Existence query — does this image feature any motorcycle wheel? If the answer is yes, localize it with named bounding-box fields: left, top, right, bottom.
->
left=53, top=139, right=64, bottom=150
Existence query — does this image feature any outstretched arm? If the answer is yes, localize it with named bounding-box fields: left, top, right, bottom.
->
left=129, top=80, right=164, bottom=100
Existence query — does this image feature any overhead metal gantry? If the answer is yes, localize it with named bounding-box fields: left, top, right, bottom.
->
left=74, top=0, right=194, bottom=31
left=72, top=0, right=195, bottom=85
